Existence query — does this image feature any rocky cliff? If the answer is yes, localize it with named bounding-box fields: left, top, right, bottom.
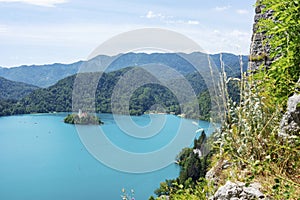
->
left=249, top=1, right=273, bottom=71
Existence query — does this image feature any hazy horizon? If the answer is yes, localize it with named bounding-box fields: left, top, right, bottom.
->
left=0, top=50, right=249, bottom=68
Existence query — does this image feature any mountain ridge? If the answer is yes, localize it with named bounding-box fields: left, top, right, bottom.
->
left=0, top=52, right=248, bottom=88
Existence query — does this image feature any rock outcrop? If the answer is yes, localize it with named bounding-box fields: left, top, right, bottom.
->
left=280, top=84, right=300, bottom=138
left=249, top=1, right=300, bottom=138
left=210, top=181, right=267, bottom=200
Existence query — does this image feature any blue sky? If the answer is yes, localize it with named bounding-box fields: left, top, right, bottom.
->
left=0, top=0, right=256, bottom=67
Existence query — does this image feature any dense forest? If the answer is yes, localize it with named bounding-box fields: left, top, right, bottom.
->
left=0, top=67, right=240, bottom=119
left=151, top=132, right=212, bottom=200
left=0, top=77, right=38, bottom=100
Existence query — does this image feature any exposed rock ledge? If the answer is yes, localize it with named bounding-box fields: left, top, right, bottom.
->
left=279, top=92, right=300, bottom=138
left=210, top=181, right=267, bottom=200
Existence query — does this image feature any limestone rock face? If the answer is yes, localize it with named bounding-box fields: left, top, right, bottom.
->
left=280, top=93, right=300, bottom=138
left=210, top=181, right=267, bottom=200
left=249, top=1, right=274, bottom=71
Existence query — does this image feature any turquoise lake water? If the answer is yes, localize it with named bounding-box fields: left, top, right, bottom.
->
left=0, top=113, right=212, bottom=200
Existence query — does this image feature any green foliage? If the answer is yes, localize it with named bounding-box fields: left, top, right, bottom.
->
left=240, top=2, right=300, bottom=197
left=257, top=0, right=300, bottom=105
left=0, top=52, right=244, bottom=119
left=0, top=67, right=238, bottom=119
left=64, top=113, right=103, bottom=125
left=170, top=178, right=210, bottom=200
left=175, top=132, right=211, bottom=185
left=198, top=90, right=211, bottom=120
left=154, top=132, right=213, bottom=199
left=249, top=53, right=268, bottom=62
left=0, top=76, right=38, bottom=100
left=213, top=4, right=300, bottom=194
left=154, top=178, right=211, bottom=200
left=148, top=196, right=155, bottom=200
left=0, top=99, right=17, bottom=116
left=154, top=179, right=176, bottom=197
left=216, top=73, right=300, bottom=199
left=193, top=131, right=207, bottom=150
left=271, top=178, right=296, bottom=199
left=128, top=83, right=180, bottom=116
left=152, top=1, right=300, bottom=199
left=219, top=76, right=279, bottom=162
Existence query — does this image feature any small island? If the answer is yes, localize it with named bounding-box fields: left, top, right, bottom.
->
left=64, top=110, right=103, bottom=125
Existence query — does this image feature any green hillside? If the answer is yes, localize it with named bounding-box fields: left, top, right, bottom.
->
left=0, top=76, right=38, bottom=100
left=0, top=67, right=239, bottom=119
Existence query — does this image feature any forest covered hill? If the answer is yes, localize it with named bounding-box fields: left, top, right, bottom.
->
left=0, top=67, right=221, bottom=119
left=0, top=76, right=38, bottom=100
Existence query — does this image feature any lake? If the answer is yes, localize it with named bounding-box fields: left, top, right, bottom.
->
left=0, top=113, right=213, bottom=200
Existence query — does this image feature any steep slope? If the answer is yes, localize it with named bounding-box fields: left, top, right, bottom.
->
left=0, top=76, right=38, bottom=100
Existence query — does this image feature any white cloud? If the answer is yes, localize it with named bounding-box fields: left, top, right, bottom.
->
left=146, top=10, right=155, bottom=19
left=165, top=19, right=200, bottom=26
left=146, top=10, right=156, bottom=19
left=0, top=23, right=252, bottom=67
left=187, top=20, right=199, bottom=25
left=236, top=9, right=249, bottom=15
left=145, top=10, right=168, bottom=20
left=214, top=5, right=231, bottom=12
left=182, top=27, right=251, bottom=55
left=143, top=11, right=199, bottom=26
left=0, top=0, right=68, bottom=7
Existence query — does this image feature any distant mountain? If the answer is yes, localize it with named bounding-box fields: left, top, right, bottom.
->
left=0, top=61, right=83, bottom=88
left=0, top=52, right=248, bottom=88
left=0, top=76, right=38, bottom=100
left=103, top=52, right=248, bottom=77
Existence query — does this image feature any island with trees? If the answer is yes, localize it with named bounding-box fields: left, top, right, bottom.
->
left=64, top=110, right=103, bottom=125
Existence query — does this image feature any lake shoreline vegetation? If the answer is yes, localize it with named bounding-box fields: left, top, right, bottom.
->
left=0, top=53, right=245, bottom=120
left=0, top=67, right=240, bottom=122
left=149, top=131, right=213, bottom=200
